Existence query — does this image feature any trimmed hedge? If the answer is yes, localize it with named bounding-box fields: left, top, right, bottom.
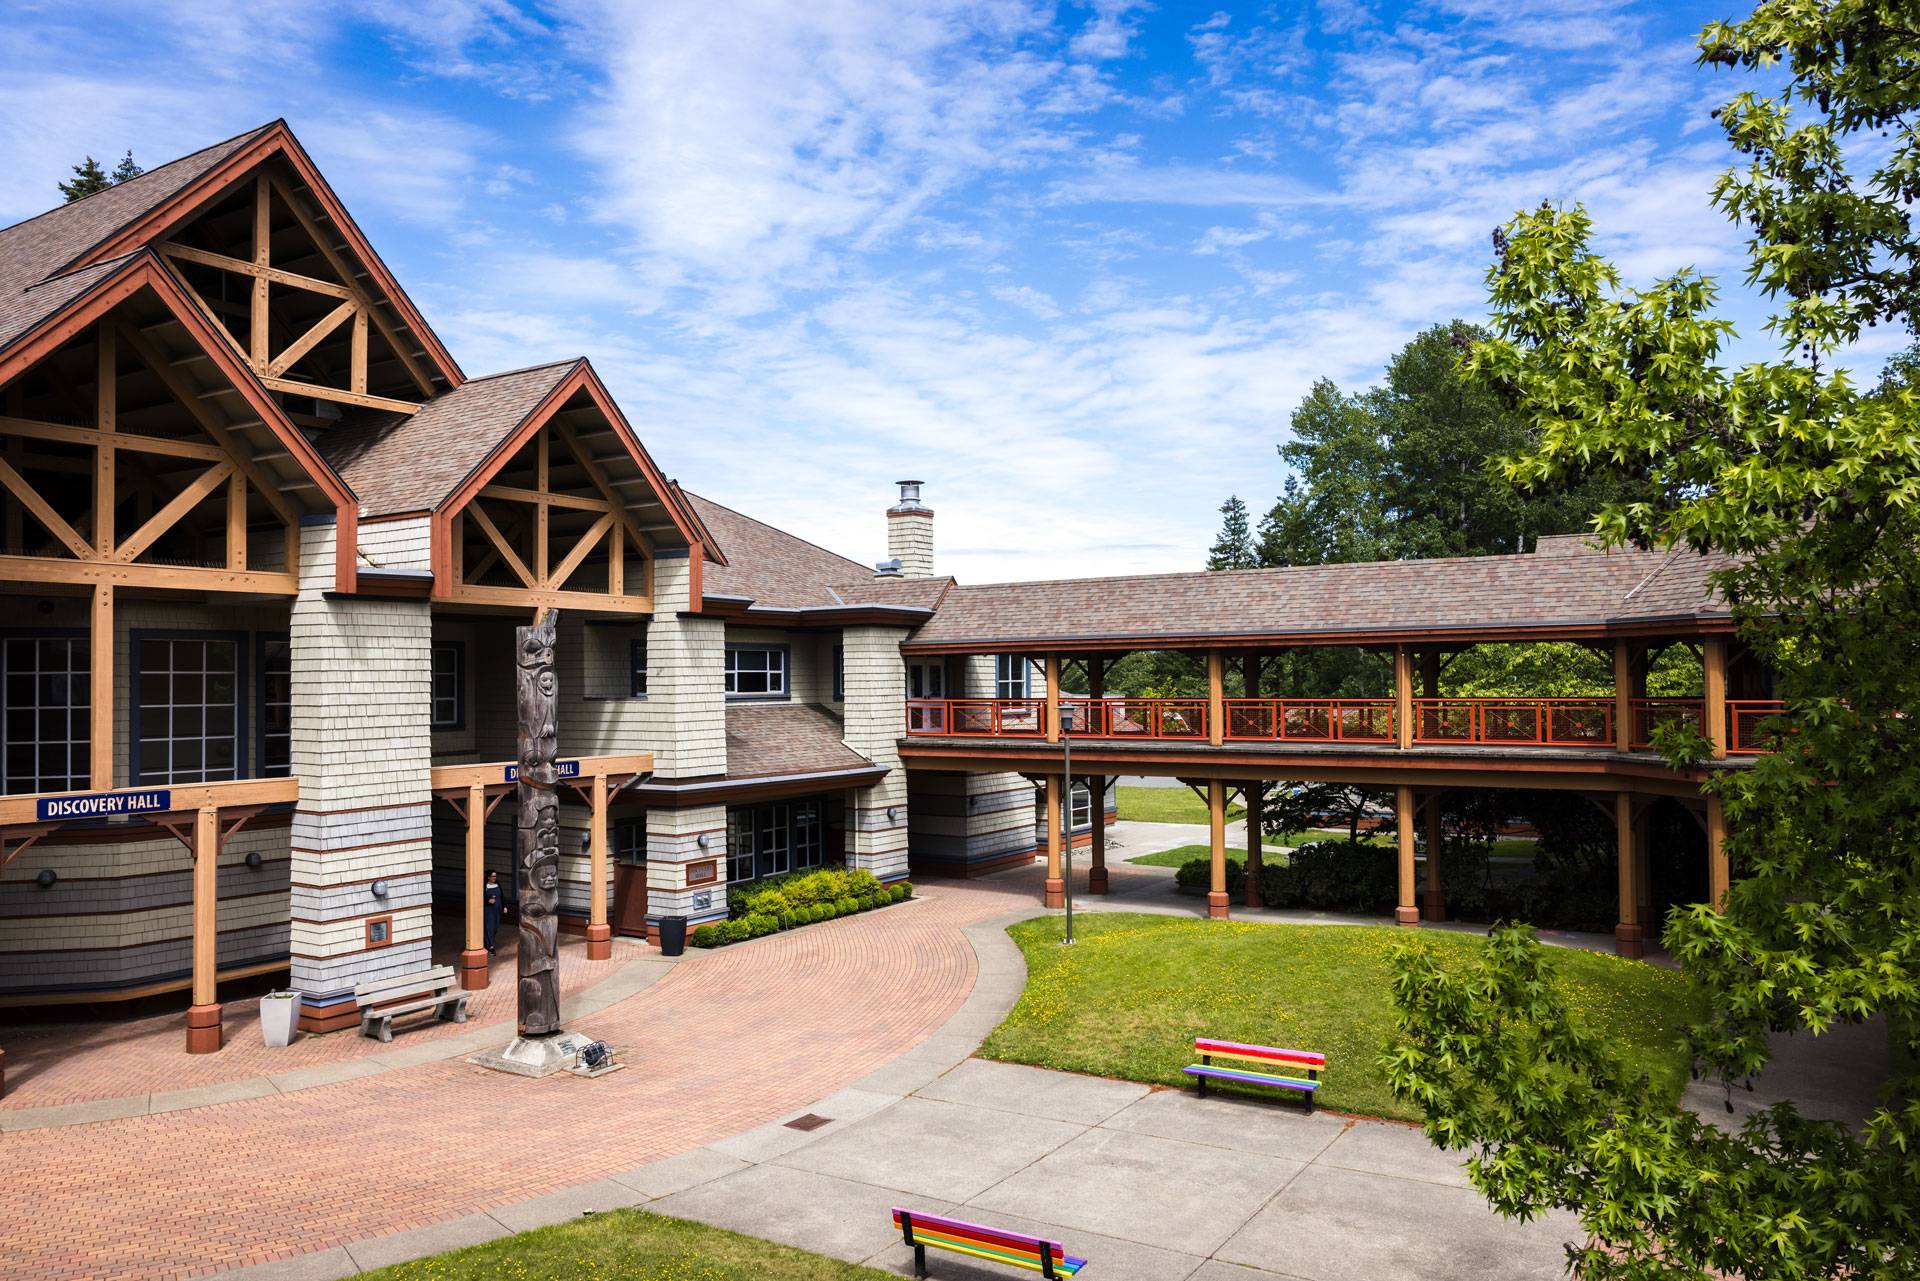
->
left=689, top=872, right=914, bottom=948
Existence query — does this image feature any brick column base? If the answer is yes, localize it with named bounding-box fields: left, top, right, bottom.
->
left=458, top=949, right=490, bottom=991
left=585, top=923, right=612, bottom=960
left=1614, top=922, right=1645, bottom=959
left=1044, top=877, right=1065, bottom=908
left=1087, top=865, right=1110, bottom=894
left=1395, top=906, right=1421, bottom=926
left=1207, top=891, right=1230, bottom=919
left=185, top=1002, right=223, bottom=1054
left=1421, top=888, right=1447, bottom=922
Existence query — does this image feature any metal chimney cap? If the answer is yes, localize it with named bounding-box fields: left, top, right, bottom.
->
left=874, top=558, right=903, bottom=576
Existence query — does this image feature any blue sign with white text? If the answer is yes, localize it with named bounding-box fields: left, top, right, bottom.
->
left=37, top=788, right=172, bottom=821
left=503, top=759, right=581, bottom=783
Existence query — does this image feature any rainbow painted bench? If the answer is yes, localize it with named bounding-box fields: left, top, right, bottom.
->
left=1183, top=1037, right=1325, bottom=1113
left=891, top=1207, right=1086, bottom=1278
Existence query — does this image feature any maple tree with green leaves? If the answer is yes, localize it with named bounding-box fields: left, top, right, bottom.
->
left=1386, top=3, right=1920, bottom=1277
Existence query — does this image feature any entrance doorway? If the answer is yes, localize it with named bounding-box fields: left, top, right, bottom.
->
left=612, top=814, right=649, bottom=937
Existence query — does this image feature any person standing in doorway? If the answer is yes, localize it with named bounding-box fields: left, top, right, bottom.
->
left=483, top=870, right=504, bottom=954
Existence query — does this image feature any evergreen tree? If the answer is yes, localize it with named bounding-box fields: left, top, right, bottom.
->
left=58, top=155, right=111, bottom=202
left=1206, top=495, right=1257, bottom=570
left=110, top=150, right=142, bottom=185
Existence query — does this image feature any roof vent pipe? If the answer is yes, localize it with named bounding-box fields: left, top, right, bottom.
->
left=874, top=558, right=903, bottom=577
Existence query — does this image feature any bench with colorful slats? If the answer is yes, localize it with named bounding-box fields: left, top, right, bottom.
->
left=1183, top=1037, right=1325, bottom=1112
left=891, top=1207, right=1086, bottom=1278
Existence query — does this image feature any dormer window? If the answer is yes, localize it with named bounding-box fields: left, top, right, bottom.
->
left=725, top=644, right=789, bottom=700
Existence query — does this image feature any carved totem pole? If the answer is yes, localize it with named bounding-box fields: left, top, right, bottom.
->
left=515, top=611, right=563, bottom=1036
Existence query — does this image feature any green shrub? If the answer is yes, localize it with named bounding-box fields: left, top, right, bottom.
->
left=898, top=881, right=913, bottom=899
left=836, top=896, right=859, bottom=914
left=776, top=909, right=795, bottom=930
left=689, top=924, right=721, bottom=948
left=742, top=912, right=777, bottom=938
left=1260, top=841, right=1396, bottom=913
left=1175, top=856, right=1245, bottom=895
left=858, top=894, right=878, bottom=911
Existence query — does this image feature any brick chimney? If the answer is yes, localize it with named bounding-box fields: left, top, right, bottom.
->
left=886, top=480, right=934, bottom=578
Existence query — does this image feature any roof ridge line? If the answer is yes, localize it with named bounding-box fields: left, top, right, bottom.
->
left=0, top=120, right=280, bottom=243
left=681, top=490, right=870, bottom=576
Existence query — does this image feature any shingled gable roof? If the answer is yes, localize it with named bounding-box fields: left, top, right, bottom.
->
left=902, top=541, right=1732, bottom=652
left=0, top=119, right=462, bottom=391
left=317, top=360, right=579, bottom=516
left=683, top=491, right=953, bottom=614
left=0, top=124, right=277, bottom=351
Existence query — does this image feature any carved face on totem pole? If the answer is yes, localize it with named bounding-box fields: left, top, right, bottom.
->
left=514, top=611, right=563, bottom=1037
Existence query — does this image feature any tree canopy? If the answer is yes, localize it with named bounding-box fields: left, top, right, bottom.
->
left=58, top=149, right=141, bottom=202
left=1386, top=3, right=1920, bottom=1277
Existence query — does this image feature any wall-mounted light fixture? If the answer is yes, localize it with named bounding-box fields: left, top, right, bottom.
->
left=886, top=806, right=899, bottom=823
left=35, top=868, right=56, bottom=888
left=696, top=832, right=711, bottom=850
left=245, top=851, right=263, bottom=871
left=370, top=879, right=391, bottom=900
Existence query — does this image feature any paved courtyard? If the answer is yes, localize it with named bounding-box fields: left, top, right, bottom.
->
left=0, top=823, right=1871, bottom=1281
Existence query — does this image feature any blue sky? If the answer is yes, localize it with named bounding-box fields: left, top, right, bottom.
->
left=0, top=1, right=1896, bottom=581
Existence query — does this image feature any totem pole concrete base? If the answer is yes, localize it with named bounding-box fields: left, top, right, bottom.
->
left=469, top=1030, right=598, bottom=1079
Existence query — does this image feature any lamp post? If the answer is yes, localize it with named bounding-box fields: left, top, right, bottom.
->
left=1060, top=707, right=1075, bottom=945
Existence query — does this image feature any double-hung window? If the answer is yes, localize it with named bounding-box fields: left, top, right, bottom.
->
left=431, top=643, right=464, bottom=728
left=724, top=644, right=788, bottom=700
left=1, top=635, right=89, bottom=795
left=726, top=800, right=827, bottom=884
left=995, top=654, right=1030, bottom=699
left=1071, top=782, right=1093, bottom=829
left=135, top=635, right=241, bottom=785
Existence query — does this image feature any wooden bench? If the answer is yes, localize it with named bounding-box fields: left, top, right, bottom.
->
left=891, top=1208, right=1086, bottom=1278
left=1183, top=1037, right=1324, bottom=1113
left=354, top=965, right=469, bottom=1042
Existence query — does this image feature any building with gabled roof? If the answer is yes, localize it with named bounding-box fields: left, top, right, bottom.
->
left=0, top=122, right=1764, bottom=1073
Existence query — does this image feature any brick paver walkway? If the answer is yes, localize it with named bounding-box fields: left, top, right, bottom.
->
left=0, top=868, right=1093, bottom=1281
left=0, top=933, right=647, bottom=1111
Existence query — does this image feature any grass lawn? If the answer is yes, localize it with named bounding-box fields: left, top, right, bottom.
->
left=1115, top=785, right=1244, bottom=825
left=979, top=912, right=1703, bottom=1123
left=1125, top=835, right=1540, bottom=867
left=1127, top=841, right=1306, bottom=868
left=358, top=1207, right=892, bottom=1280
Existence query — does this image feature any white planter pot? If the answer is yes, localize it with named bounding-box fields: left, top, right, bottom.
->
left=259, top=992, right=300, bottom=1048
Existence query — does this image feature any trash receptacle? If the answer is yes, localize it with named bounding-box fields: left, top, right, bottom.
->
left=657, top=916, right=687, bottom=957
left=260, top=990, right=300, bottom=1047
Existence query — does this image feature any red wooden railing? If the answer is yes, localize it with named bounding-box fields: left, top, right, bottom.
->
left=903, top=696, right=1786, bottom=754
left=1225, top=698, right=1395, bottom=742
left=1728, top=699, right=1787, bottom=754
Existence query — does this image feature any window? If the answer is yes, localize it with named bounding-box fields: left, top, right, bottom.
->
left=614, top=816, right=647, bottom=864
left=431, top=643, right=464, bottom=728
left=2, top=635, right=88, bottom=795
left=135, top=635, right=241, bottom=785
left=724, top=644, right=788, bottom=700
left=726, top=800, right=826, bottom=884
left=832, top=645, right=844, bottom=701
left=260, top=636, right=291, bottom=777
left=629, top=638, right=648, bottom=697
left=995, top=654, right=1030, bottom=699
left=908, top=660, right=945, bottom=700
left=1071, top=782, right=1093, bottom=829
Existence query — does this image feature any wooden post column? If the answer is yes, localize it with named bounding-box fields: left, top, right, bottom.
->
left=1613, top=641, right=1634, bottom=753
left=1242, top=654, right=1264, bottom=908
left=1086, top=657, right=1109, bottom=894
left=1614, top=791, right=1644, bottom=957
left=1421, top=791, right=1446, bottom=921
left=1706, top=793, right=1729, bottom=908
left=459, top=782, right=489, bottom=990
left=1395, top=785, right=1419, bottom=925
left=1704, top=636, right=1729, bottom=758
left=586, top=767, right=612, bottom=960
left=1045, top=654, right=1061, bottom=744
left=1207, top=649, right=1225, bottom=746
left=1044, top=775, right=1065, bottom=908
left=1207, top=779, right=1229, bottom=919
left=1394, top=646, right=1414, bottom=749
left=90, top=583, right=113, bottom=790
left=185, top=805, right=222, bottom=1053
